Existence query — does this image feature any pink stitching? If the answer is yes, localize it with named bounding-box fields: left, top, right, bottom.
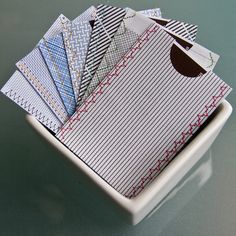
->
left=58, top=25, right=159, bottom=140
left=126, top=85, right=228, bottom=198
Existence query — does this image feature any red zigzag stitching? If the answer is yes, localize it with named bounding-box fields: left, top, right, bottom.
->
left=59, top=25, right=159, bottom=140
left=58, top=24, right=228, bottom=199
left=126, top=85, right=228, bottom=198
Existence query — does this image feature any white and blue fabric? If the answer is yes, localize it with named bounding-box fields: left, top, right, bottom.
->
left=73, top=6, right=96, bottom=23
left=16, top=47, right=68, bottom=123
left=77, top=4, right=126, bottom=103
left=139, top=8, right=162, bottom=18
left=38, top=33, right=76, bottom=116
left=62, top=19, right=93, bottom=100
left=1, top=71, right=62, bottom=133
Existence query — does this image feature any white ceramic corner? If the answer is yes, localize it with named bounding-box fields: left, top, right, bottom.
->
left=26, top=99, right=232, bottom=225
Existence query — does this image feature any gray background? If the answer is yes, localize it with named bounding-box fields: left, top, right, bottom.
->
left=0, top=0, right=235, bottom=235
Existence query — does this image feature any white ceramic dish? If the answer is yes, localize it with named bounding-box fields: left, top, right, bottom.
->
left=26, top=99, right=232, bottom=225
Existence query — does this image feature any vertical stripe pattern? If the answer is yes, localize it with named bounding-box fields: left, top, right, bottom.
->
left=39, top=33, right=76, bottom=116
left=1, top=71, right=62, bottom=133
left=77, top=5, right=126, bottom=103
left=56, top=25, right=231, bottom=198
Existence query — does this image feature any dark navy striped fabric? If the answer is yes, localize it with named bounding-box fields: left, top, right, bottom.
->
left=80, top=9, right=151, bottom=104
left=166, top=19, right=198, bottom=41
left=77, top=4, right=126, bottom=104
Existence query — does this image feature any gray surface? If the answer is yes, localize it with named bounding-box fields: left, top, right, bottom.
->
left=0, top=0, right=235, bottom=235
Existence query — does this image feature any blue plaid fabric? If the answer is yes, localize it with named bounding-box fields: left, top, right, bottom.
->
left=39, top=33, right=76, bottom=116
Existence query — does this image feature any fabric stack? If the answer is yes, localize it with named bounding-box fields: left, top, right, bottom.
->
left=1, top=5, right=231, bottom=198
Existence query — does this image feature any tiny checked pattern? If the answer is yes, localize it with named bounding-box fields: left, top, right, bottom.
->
left=77, top=5, right=126, bottom=104
left=81, top=23, right=139, bottom=104
left=37, top=14, right=70, bottom=46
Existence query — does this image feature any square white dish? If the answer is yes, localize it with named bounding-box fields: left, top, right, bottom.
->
left=26, top=99, right=232, bottom=225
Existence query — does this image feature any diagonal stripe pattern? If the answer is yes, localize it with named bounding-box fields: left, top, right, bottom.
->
left=77, top=4, right=126, bottom=104
left=80, top=10, right=153, bottom=104
left=37, top=14, right=70, bottom=45
left=166, top=20, right=198, bottom=41
left=39, top=33, right=76, bottom=116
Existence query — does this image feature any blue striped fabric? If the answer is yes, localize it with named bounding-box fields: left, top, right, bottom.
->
left=38, top=33, right=76, bottom=116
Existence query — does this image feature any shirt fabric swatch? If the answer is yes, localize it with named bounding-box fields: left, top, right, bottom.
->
left=56, top=25, right=231, bottom=198
left=39, top=33, right=76, bottom=116
left=16, top=48, right=68, bottom=123
left=1, top=71, right=62, bottom=133
left=77, top=4, right=126, bottom=103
